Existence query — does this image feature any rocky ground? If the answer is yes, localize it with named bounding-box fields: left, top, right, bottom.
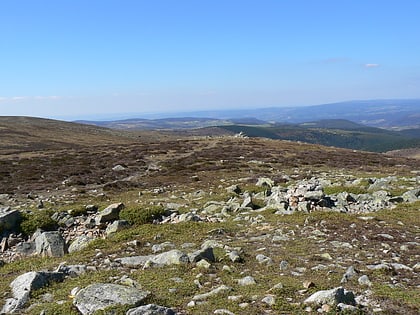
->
left=0, top=130, right=419, bottom=315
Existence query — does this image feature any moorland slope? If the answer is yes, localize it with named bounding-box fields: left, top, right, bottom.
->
left=0, top=117, right=419, bottom=314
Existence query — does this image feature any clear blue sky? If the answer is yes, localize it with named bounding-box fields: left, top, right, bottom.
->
left=1, top=0, right=419, bottom=119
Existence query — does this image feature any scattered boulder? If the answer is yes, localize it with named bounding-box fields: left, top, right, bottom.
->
left=304, top=287, right=356, bottom=306
left=95, top=203, right=125, bottom=226
left=105, top=219, right=131, bottom=236
left=188, top=247, right=215, bottom=263
left=73, top=283, right=150, bottom=315
left=192, top=285, right=232, bottom=301
left=0, top=208, right=21, bottom=232
left=1, top=271, right=64, bottom=313
left=256, top=177, right=274, bottom=188
left=238, top=276, right=256, bottom=286
left=34, top=231, right=66, bottom=257
left=68, top=235, right=95, bottom=253
left=150, top=250, right=189, bottom=266
left=116, top=255, right=155, bottom=268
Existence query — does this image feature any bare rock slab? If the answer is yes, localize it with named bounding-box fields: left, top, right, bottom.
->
left=73, top=283, right=150, bottom=315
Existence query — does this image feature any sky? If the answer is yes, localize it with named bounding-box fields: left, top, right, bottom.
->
left=1, top=0, right=420, bottom=119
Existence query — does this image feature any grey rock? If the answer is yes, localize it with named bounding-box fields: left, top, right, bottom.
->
left=57, top=264, right=87, bottom=278
left=51, top=211, right=75, bottom=227
left=238, top=276, right=256, bottom=286
left=358, top=275, right=372, bottom=287
left=272, top=234, right=289, bottom=242
left=341, top=266, right=358, bottom=283
left=367, top=263, right=392, bottom=271
left=73, top=283, right=149, bottom=315
left=0, top=208, right=21, bottom=232
left=227, top=250, right=242, bottom=263
left=214, top=309, right=235, bottom=315
left=1, top=271, right=64, bottom=313
left=178, top=212, right=201, bottom=222
left=152, top=242, right=176, bottom=253
left=261, top=295, right=276, bottom=306
left=256, top=254, right=273, bottom=265
left=68, top=235, right=95, bottom=253
left=304, top=287, right=356, bottom=306
left=112, top=164, right=127, bottom=172
left=391, top=263, right=413, bottom=272
left=115, top=255, right=155, bottom=267
left=192, top=285, right=232, bottom=301
left=35, top=231, right=66, bottom=257
left=188, top=247, right=215, bottom=263
left=150, top=250, right=189, bottom=266
left=304, top=190, right=325, bottom=200
left=256, top=177, right=274, bottom=188
left=402, top=189, right=420, bottom=202
left=15, top=241, right=36, bottom=256
left=196, top=259, right=211, bottom=269
left=226, top=184, right=241, bottom=194
left=95, top=203, right=124, bottom=226
left=241, top=194, right=253, bottom=209
left=105, top=220, right=130, bottom=236
left=279, top=260, right=289, bottom=271
left=126, top=304, right=176, bottom=315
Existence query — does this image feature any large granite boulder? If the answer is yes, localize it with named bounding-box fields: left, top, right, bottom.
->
left=0, top=207, right=21, bottom=232
left=73, top=283, right=150, bottom=315
left=68, top=235, right=95, bottom=253
left=304, top=287, right=356, bottom=306
left=1, top=271, right=64, bottom=313
left=95, top=203, right=125, bottom=226
left=34, top=231, right=66, bottom=257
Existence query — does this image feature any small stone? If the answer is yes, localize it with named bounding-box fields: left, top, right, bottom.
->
left=303, top=280, right=315, bottom=289
left=238, top=276, right=256, bottom=286
left=262, top=295, right=276, bottom=306
left=222, top=265, right=232, bottom=272
left=341, top=266, right=358, bottom=283
left=126, top=304, right=176, bottom=315
left=321, top=304, right=332, bottom=312
left=256, top=254, right=273, bottom=265
left=227, top=250, right=242, bottom=263
left=196, top=259, right=211, bottom=269
left=358, top=275, right=372, bottom=287
left=214, top=309, right=235, bottom=315
left=279, top=260, right=289, bottom=270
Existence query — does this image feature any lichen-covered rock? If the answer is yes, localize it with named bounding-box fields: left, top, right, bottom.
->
left=73, top=283, right=149, bottom=315
left=95, top=203, right=124, bottom=226
left=150, top=250, right=189, bottom=266
left=1, top=271, right=64, bottom=313
left=68, top=235, right=95, bottom=253
left=34, top=231, right=66, bottom=257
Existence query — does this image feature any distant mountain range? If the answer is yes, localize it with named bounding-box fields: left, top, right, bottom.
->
left=74, top=99, right=420, bottom=153
left=77, top=99, right=420, bottom=130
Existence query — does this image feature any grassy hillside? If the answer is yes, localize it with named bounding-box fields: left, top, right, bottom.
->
left=219, top=121, right=420, bottom=152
